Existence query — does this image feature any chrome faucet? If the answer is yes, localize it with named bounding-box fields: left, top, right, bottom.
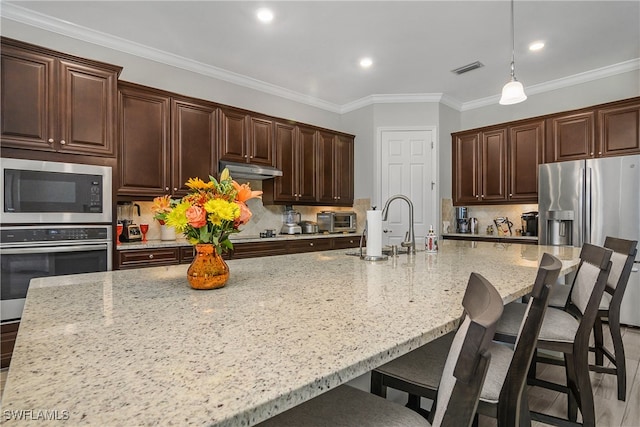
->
left=381, top=194, right=416, bottom=255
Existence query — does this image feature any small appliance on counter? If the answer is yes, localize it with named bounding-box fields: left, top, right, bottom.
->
left=455, top=207, right=469, bottom=233
left=280, top=207, right=302, bottom=235
left=317, top=211, right=357, bottom=233
left=299, top=221, right=319, bottom=234
left=117, top=202, right=142, bottom=242
left=494, top=217, right=514, bottom=236
left=520, top=211, right=539, bottom=236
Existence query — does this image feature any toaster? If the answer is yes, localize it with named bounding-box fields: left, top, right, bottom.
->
left=316, top=211, right=357, bottom=233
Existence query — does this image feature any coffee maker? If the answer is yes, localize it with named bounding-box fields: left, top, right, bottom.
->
left=455, top=207, right=470, bottom=233
left=117, top=202, right=142, bottom=242
left=521, top=211, right=539, bottom=236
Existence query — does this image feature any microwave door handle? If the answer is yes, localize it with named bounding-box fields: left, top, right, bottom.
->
left=1, top=244, right=108, bottom=255
left=4, top=170, right=16, bottom=212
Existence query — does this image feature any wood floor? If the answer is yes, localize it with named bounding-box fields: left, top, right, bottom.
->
left=1, top=326, right=639, bottom=426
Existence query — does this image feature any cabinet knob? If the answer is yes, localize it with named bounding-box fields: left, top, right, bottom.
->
left=148, top=254, right=154, bottom=259
left=60, top=140, right=66, bottom=145
left=48, top=138, right=54, bottom=144
left=310, top=243, right=314, bottom=246
left=509, top=193, right=513, bottom=197
left=173, top=188, right=177, bottom=192
left=590, top=152, right=594, bottom=156
left=244, top=155, right=248, bottom=159
left=598, top=151, right=602, bottom=155
left=165, top=187, right=170, bottom=191
left=250, top=155, right=254, bottom=159
left=337, top=196, right=341, bottom=200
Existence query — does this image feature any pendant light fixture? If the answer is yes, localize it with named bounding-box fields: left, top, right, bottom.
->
left=499, top=0, right=527, bottom=105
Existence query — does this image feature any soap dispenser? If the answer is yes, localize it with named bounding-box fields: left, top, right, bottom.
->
left=426, top=225, right=438, bottom=253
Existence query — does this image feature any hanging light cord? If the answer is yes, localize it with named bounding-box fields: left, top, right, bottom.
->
left=509, top=0, right=516, bottom=80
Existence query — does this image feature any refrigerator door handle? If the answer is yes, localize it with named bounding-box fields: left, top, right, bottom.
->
left=584, top=166, right=591, bottom=245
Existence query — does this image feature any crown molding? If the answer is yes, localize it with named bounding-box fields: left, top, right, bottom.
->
left=0, top=3, right=344, bottom=114
left=461, top=58, right=640, bottom=111
left=3, top=3, right=638, bottom=115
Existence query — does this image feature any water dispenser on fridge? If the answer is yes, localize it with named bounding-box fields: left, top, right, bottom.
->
left=545, top=211, right=573, bottom=246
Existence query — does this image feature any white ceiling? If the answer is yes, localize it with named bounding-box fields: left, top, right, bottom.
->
left=3, top=1, right=639, bottom=112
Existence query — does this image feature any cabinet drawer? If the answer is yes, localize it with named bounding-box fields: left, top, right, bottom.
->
left=232, top=241, right=288, bottom=259
left=332, top=235, right=360, bottom=249
left=180, top=246, right=196, bottom=264
left=118, top=248, right=180, bottom=269
left=1, top=321, right=20, bottom=369
left=288, top=239, right=332, bottom=253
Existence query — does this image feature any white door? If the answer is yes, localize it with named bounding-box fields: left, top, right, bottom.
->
left=380, top=129, right=436, bottom=248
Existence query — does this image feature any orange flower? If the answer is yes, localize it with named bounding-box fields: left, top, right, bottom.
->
left=235, top=201, right=252, bottom=226
left=185, top=205, right=207, bottom=228
left=232, top=181, right=263, bottom=202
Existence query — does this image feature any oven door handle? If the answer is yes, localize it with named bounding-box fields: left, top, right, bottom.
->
left=0, top=244, right=108, bottom=255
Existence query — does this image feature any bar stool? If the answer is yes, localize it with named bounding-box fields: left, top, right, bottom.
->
left=494, top=243, right=613, bottom=427
left=257, top=272, right=504, bottom=427
left=370, top=253, right=562, bottom=427
left=547, top=237, right=637, bottom=401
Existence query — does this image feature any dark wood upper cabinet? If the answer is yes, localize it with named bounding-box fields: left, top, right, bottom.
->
left=0, top=38, right=121, bottom=157
left=480, top=128, right=508, bottom=203
left=335, top=135, right=355, bottom=206
left=264, top=123, right=317, bottom=204
left=118, top=83, right=171, bottom=196
left=117, top=83, right=217, bottom=198
left=453, top=131, right=481, bottom=205
left=598, top=102, right=640, bottom=157
left=453, top=120, right=542, bottom=206
left=546, top=111, right=595, bottom=162
left=509, top=120, right=544, bottom=202
left=219, top=108, right=274, bottom=167
left=171, top=98, right=217, bottom=196
left=318, top=132, right=354, bottom=206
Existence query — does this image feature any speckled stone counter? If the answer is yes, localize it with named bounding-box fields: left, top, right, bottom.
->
left=2, top=241, right=580, bottom=426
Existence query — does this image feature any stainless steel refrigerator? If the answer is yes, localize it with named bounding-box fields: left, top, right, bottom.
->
left=539, top=155, right=640, bottom=327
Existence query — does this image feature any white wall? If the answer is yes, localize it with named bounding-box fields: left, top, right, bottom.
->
left=460, top=70, right=640, bottom=131
left=0, top=19, right=343, bottom=131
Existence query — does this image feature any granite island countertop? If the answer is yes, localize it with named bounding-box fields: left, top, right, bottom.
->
left=2, top=241, right=581, bottom=426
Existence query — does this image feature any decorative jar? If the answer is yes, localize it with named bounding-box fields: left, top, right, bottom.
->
left=187, top=244, right=229, bottom=290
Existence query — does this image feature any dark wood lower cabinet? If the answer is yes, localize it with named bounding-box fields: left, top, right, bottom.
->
left=116, top=235, right=360, bottom=269
left=1, top=321, right=20, bottom=369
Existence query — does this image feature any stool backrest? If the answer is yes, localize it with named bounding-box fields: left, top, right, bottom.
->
left=603, top=237, right=637, bottom=298
left=499, top=253, right=562, bottom=425
left=432, top=272, right=504, bottom=427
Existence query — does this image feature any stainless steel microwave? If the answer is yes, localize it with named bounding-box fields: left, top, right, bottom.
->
left=1, top=158, right=112, bottom=224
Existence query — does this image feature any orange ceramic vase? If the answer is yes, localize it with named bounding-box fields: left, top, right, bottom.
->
left=187, top=244, right=229, bottom=290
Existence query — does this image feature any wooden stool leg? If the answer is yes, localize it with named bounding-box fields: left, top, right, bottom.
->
left=574, top=350, right=596, bottom=427
left=564, top=353, right=579, bottom=423
left=609, top=314, right=627, bottom=401
left=370, top=371, right=386, bottom=398
left=593, top=316, right=604, bottom=366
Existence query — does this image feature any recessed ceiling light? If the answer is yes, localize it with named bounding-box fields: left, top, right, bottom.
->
left=529, top=41, right=545, bottom=51
left=359, top=57, right=373, bottom=68
left=257, top=8, right=274, bottom=23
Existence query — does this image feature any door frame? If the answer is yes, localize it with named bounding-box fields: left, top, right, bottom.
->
left=374, top=126, right=439, bottom=237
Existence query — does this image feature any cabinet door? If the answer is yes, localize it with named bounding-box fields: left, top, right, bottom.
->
left=453, top=132, right=481, bottom=205
left=219, top=108, right=248, bottom=163
left=58, top=59, right=118, bottom=156
left=171, top=99, right=217, bottom=196
left=335, top=135, right=354, bottom=205
left=249, top=116, right=274, bottom=166
left=118, top=85, right=171, bottom=196
left=481, top=129, right=507, bottom=202
left=269, top=122, right=298, bottom=203
left=316, top=131, right=336, bottom=204
left=296, top=126, right=317, bottom=203
left=547, top=112, right=595, bottom=162
left=598, top=103, right=640, bottom=157
left=509, top=120, right=543, bottom=202
left=1, top=45, right=56, bottom=151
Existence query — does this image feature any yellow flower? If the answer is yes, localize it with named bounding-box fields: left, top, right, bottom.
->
left=204, top=199, right=240, bottom=225
left=165, top=201, right=190, bottom=231
left=185, top=177, right=215, bottom=191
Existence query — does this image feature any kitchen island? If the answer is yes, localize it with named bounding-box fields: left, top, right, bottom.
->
left=2, top=241, right=581, bottom=426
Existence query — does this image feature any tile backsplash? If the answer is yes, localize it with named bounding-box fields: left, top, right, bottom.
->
left=441, top=198, right=538, bottom=236
left=127, top=180, right=369, bottom=240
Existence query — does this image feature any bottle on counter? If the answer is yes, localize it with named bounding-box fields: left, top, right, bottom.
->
left=426, top=225, right=438, bottom=253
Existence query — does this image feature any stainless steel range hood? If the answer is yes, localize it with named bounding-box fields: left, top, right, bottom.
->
left=219, top=161, right=283, bottom=180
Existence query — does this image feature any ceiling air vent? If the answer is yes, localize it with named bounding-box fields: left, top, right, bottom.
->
left=451, top=61, right=484, bottom=75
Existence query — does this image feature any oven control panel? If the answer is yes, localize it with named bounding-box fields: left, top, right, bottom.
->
left=1, top=227, right=110, bottom=243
